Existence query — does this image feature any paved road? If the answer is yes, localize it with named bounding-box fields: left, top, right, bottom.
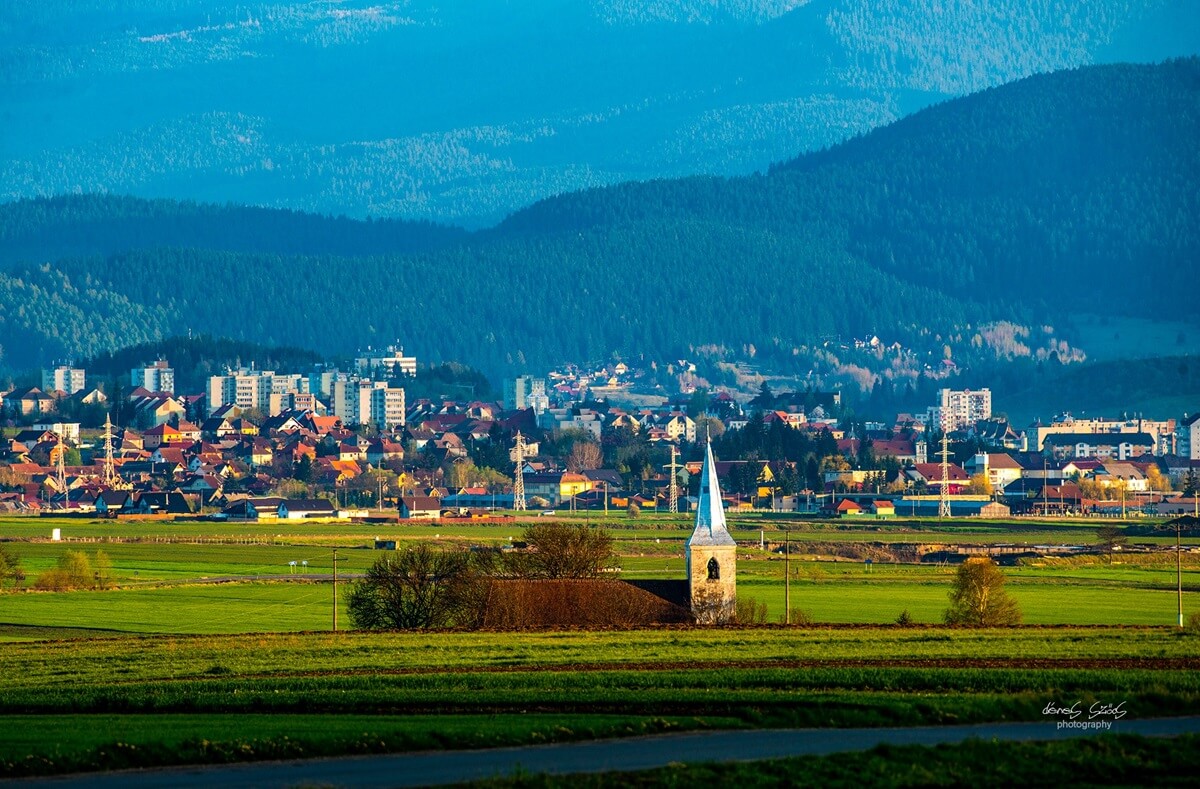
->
left=12, top=717, right=1200, bottom=789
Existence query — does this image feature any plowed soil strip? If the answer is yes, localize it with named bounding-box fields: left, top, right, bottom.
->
left=94, top=656, right=1200, bottom=686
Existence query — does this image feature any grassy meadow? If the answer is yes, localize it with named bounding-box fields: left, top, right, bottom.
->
left=1, top=514, right=1198, bottom=778
left=0, top=513, right=1197, bottom=634
left=0, top=628, right=1197, bottom=776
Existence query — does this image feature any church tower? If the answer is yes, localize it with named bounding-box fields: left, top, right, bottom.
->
left=686, top=442, right=736, bottom=623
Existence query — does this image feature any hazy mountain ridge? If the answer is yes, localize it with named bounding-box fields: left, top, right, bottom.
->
left=2, top=0, right=1195, bottom=226
left=0, top=61, right=1196, bottom=381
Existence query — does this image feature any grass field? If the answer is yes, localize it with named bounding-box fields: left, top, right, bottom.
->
left=2, top=515, right=1197, bottom=779
left=0, top=628, right=1196, bottom=777
left=2, top=511, right=1197, bottom=634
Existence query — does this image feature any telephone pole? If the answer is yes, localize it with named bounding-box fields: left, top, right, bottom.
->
left=938, top=432, right=951, bottom=519
left=332, top=548, right=339, bottom=632
left=668, top=444, right=680, bottom=514
left=784, top=527, right=791, bottom=625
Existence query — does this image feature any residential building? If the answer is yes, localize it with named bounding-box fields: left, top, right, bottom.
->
left=1178, top=413, right=1200, bottom=460
left=207, top=369, right=310, bottom=416
left=1041, top=432, right=1155, bottom=461
left=963, top=453, right=1024, bottom=491
left=504, top=376, right=550, bottom=413
left=1025, top=414, right=1175, bottom=455
left=7, top=387, right=55, bottom=416
left=31, top=422, right=81, bottom=444
left=332, top=380, right=406, bottom=428
left=927, top=388, right=991, bottom=432
left=355, top=344, right=416, bottom=378
left=130, top=360, right=175, bottom=394
left=42, top=365, right=86, bottom=395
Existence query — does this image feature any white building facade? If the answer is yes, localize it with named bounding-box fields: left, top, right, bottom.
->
left=42, top=365, right=86, bottom=395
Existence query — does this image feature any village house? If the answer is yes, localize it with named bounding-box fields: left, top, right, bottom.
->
left=400, top=495, right=442, bottom=520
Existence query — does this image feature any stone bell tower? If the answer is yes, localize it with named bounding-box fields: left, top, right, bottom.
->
left=686, top=441, right=736, bottom=623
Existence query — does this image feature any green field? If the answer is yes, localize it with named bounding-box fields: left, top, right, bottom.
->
left=0, top=628, right=1196, bottom=777
left=1, top=513, right=1197, bottom=634
left=2, top=515, right=1198, bottom=779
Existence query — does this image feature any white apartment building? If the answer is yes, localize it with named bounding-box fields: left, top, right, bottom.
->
left=1025, top=414, right=1176, bottom=455
left=928, top=388, right=991, bottom=432
left=42, top=365, right=86, bottom=395
left=504, top=376, right=549, bottom=413
left=333, top=380, right=406, bottom=428
left=354, top=345, right=417, bottom=378
left=1179, top=413, right=1200, bottom=460
left=207, top=369, right=311, bottom=416
left=130, top=360, right=175, bottom=394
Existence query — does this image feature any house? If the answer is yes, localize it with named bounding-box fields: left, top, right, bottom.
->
left=93, top=491, right=133, bottom=515
left=832, top=498, right=863, bottom=517
left=222, top=497, right=284, bottom=520
left=129, top=394, right=186, bottom=428
left=7, top=387, right=55, bottom=416
left=142, top=423, right=182, bottom=450
left=963, top=453, right=1025, bottom=491
left=277, top=499, right=338, bottom=519
left=400, top=495, right=442, bottom=520
left=905, top=463, right=969, bottom=493
left=523, top=472, right=593, bottom=507
left=869, top=500, right=895, bottom=518
left=129, top=492, right=199, bottom=515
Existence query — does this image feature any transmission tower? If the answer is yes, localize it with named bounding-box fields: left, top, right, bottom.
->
left=55, top=432, right=67, bottom=495
left=512, top=431, right=527, bottom=511
left=668, top=444, right=680, bottom=514
left=102, top=412, right=118, bottom=487
left=100, top=412, right=129, bottom=490
left=938, top=432, right=951, bottom=519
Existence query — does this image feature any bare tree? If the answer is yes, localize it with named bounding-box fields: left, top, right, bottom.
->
left=1095, top=525, right=1128, bottom=565
left=944, top=558, right=1022, bottom=626
left=566, top=441, right=603, bottom=472
left=505, top=523, right=615, bottom=579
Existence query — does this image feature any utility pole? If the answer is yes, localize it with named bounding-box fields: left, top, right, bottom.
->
left=784, top=527, right=791, bottom=625
left=332, top=548, right=338, bottom=632
left=1178, top=519, right=1184, bottom=629
left=668, top=444, right=680, bottom=514
left=938, top=432, right=951, bottom=519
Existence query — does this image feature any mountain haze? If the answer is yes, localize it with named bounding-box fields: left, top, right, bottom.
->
left=3, top=0, right=1197, bottom=226
left=0, top=60, right=1196, bottom=380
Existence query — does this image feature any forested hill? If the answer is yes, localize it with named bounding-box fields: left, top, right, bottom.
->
left=497, top=59, right=1200, bottom=318
left=0, top=60, right=1197, bottom=377
left=0, top=195, right=468, bottom=266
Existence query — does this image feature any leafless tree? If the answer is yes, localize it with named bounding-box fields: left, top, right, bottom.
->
left=566, top=441, right=603, bottom=472
left=504, top=523, right=615, bottom=579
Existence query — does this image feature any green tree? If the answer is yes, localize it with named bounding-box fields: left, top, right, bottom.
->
left=966, top=473, right=993, bottom=496
left=346, top=545, right=483, bottom=630
left=293, top=454, right=314, bottom=483
left=93, top=550, right=114, bottom=589
left=0, top=544, right=25, bottom=588
left=944, top=558, right=1022, bottom=627
left=1182, top=469, right=1199, bottom=499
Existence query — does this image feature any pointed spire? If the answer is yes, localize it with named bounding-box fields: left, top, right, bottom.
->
left=688, top=441, right=735, bottom=547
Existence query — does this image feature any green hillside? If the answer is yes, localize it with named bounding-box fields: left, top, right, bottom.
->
left=0, top=60, right=1197, bottom=380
